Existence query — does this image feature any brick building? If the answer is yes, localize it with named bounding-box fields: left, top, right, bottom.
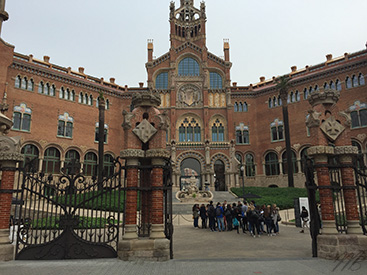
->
left=0, top=0, right=366, bottom=191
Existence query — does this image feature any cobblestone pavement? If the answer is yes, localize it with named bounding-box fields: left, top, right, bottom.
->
left=1, top=224, right=366, bottom=275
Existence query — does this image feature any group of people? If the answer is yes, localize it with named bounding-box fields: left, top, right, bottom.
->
left=192, top=200, right=281, bottom=237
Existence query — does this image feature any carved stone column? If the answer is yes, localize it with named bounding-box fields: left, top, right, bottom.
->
left=335, top=146, right=361, bottom=234
left=0, top=112, right=23, bottom=261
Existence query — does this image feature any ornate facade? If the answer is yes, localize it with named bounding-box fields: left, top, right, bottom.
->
left=0, top=0, right=366, bottom=191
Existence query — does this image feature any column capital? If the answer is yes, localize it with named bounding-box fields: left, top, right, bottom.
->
left=307, top=146, right=334, bottom=163
left=145, top=149, right=170, bottom=160
left=120, top=149, right=144, bottom=159
left=335, top=146, right=358, bottom=163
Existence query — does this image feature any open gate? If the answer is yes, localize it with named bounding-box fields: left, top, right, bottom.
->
left=14, top=159, right=123, bottom=260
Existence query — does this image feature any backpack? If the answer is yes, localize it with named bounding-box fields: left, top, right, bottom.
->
left=208, top=205, right=215, bottom=217
left=215, top=207, right=222, bottom=216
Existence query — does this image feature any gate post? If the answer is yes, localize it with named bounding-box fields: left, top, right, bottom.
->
left=0, top=113, right=23, bottom=261
left=308, top=146, right=338, bottom=235
left=335, top=146, right=361, bottom=234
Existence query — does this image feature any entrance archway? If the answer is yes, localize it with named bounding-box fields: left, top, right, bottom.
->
left=180, top=158, right=202, bottom=190
left=214, top=159, right=226, bottom=191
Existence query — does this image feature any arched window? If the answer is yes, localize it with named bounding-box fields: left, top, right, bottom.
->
left=352, top=75, right=358, bottom=87
left=21, top=144, right=39, bottom=169
left=178, top=57, right=200, bottom=76
left=235, top=153, right=242, bottom=164
left=210, top=72, right=223, bottom=89
left=38, top=82, right=44, bottom=93
left=238, top=102, right=243, bottom=112
left=309, top=86, right=314, bottom=94
left=104, top=154, right=115, bottom=177
left=304, top=88, right=308, bottom=100
left=270, top=119, right=284, bottom=141
left=349, top=101, right=367, bottom=128
left=358, top=73, right=365, bottom=86
left=234, top=102, right=238, bottom=112
left=245, top=153, right=255, bottom=177
left=295, top=90, right=300, bottom=101
left=156, top=72, right=168, bottom=89
left=336, top=79, right=342, bottom=91
left=12, top=103, right=31, bottom=132
left=65, top=150, right=80, bottom=164
left=71, top=90, right=75, bottom=101
left=59, top=87, right=65, bottom=99
left=45, top=83, right=50, bottom=95
left=268, top=98, right=272, bottom=108
left=79, top=92, right=83, bottom=103
left=330, top=81, right=335, bottom=90
left=290, top=92, right=295, bottom=102
left=265, top=152, right=280, bottom=176
left=27, top=79, right=34, bottom=91
left=15, top=75, right=21, bottom=88
left=235, top=123, right=249, bottom=144
left=324, top=82, right=329, bottom=90
left=42, top=147, right=61, bottom=174
left=351, top=141, right=364, bottom=168
left=66, top=88, right=70, bottom=100
left=212, top=119, right=224, bottom=142
left=282, top=151, right=298, bottom=174
left=21, top=77, right=27, bottom=90
left=89, top=95, right=93, bottom=106
left=84, top=93, right=88, bottom=104
left=314, top=85, right=319, bottom=91
left=106, top=99, right=110, bottom=110
left=278, top=96, right=282, bottom=106
left=346, top=77, right=352, bottom=89
left=300, top=147, right=310, bottom=173
left=178, top=118, right=201, bottom=142
left=273, top=97, right=277, bottom=107
left=243, top=102, right=248, bottom=112
left=57, top=112, right=73, bottom=138
left=84, top=152, right=98, bottom=176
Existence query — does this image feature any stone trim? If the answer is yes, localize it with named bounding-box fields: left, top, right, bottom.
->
left=120, top=149, right=145, bottom=159
left=146, top=149, right=170, bottom=159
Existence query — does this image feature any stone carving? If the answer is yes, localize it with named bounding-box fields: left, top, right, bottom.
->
left=120, top=149, right=145, bottom=159
left=334, top=146, right=359, bottom=155
left=122, top=110, right=135, bottom=130
left=293, top=143, right=301, bottom=151
left=0, top=112, right=12, bottom=136
left=133, top=119, right=157, bottom=144
left=307, top=146, right=334, bottom=157
left=0, top=136, right=24, bottom=162
left=177, top=84, right=202, bottom=107
left=305, top=110, right=321, bottom=128
left=338, top=110, right=352, bottom=127
left=145, top=149, right=170, bottom=159
left=320, top=116, right=345, bottom=141
left=80, top=145, right=88, bottom=153
left=156, top=111, right=170, bottom=131
left=132, top=91, right=161, bottom=108
left=176, top=176, right=213, bottom=202
left=308, top=88, right=340, bottom=107
left=357, top=134, right=367, bottom=143
left=275, top=146, right=283, bottom=153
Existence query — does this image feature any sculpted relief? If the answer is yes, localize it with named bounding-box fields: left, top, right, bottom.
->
left=177, top=84, right=202, bottom=107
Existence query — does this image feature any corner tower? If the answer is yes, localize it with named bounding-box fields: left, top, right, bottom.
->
left=169, top=0, right=207, bottom=49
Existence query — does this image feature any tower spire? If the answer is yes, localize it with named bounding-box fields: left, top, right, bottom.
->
left=0, top=0, right=9, bottom=37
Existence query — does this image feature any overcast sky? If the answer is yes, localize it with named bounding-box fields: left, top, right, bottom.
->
left=2, top=0, right=367, bottom=87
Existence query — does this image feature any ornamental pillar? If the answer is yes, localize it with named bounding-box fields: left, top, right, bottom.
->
left=0, top=112, right=23, bottom=261
left=308, top=146, right=338, bottom=235
left=335, top=146, right=361, bottom=234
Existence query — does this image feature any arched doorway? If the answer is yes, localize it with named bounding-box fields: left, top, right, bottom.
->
left=180, top=158, right=201, bottom=190
left=214, top=159, right=226, bottom=191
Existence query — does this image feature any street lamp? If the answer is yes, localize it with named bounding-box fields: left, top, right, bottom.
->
left=240, top=165, right=245, bottom=199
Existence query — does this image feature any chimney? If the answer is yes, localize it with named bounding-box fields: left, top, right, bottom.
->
left=124, top=85, right=128, bottom=92
left=43, top=56, right=50, bottom=63
left=305, top=65, right=309, bottom=72
left=139, top=82, right=144, bottom=88
left=232, top=82, right=237, bottom=87
left=147, top=39, right=154, bottom=62
left=344, top=53, right=349, bottom=60
left=110, top=77, right=115, bottom=84
left=326, top=54, right=332, bottom=62
left=260, top=76, right=265, bottom=82
left=291, top=66, right=297, bottom=72
left=78, top=67, right=85, bottom=74
left=223, top=39, right=230, bottom=62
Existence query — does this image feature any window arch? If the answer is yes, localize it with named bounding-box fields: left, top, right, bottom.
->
left=358, top=73, right=365, bottom=86
left=57, top=112, right=73, bottom=138
left=12, top=103, right=32, bottom=132
left=38, top=82, right=44, bottom=93
left=178, top=117, right=201, bottom=142
left=84, top=152, right=98, bottom=176
left=178, top=57, right=200, bottom=76
left=265, top=152, right=280, bottom=176
left=235, top=123, right=249, bottom=144
left=106, top=99, right=110, bottom=109
left=282, top=151, right=298, bottom=174
left=352, top=75, right=358, bottom=87
left=104, top=154, right=115, bottom=177
left=268, top=98, right=272, bottom=108
left=209, top=72, right=223, bottom=89
left=303, top=88, right=309, bottom=100
left=65, top=149, right=80, bottom=164
left=245, top=153, right=255, bottom=177
left=349, top=101, right=367, bottom=128
left=211, top=119, right=224, bottom=142
left=235, top=153, right=242, bottom=164
left=273, top=97, right=277, bottom=107
left=43, top=147, right=61, bottom=174
left=59, top=87, right=65, bottom=99
left=330, top=81, right=335, bottom=90
left=346, top=76, right=352, bottom=89
left=156, top=72, right=168, bottom=89
left=234, top=102, right=238, bottom=112
left=295, top=90, right=300, bottom=101
left=278, top=96, right=282, bottom=106
left=79, top=92, right=83, bottom=103
left=324, top=82, right=329, bottom=90
left=15, top=75, right=21, bottom=88
left=238, top=102, right=243, bottom=112
left=336, top=79, right=342, bottom=91
left=21, top=144, right=39, bottom=169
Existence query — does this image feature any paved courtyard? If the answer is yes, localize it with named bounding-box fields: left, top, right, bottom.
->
left=1, top=223, right=367, bottom=274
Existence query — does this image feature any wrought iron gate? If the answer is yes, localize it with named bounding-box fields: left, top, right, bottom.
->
left=304, top=157, right=367, bottom=257
left=14, top=159, right=122, bottom=260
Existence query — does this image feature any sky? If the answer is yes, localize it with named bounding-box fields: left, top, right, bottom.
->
left=2, top=0, right=367, bottom=87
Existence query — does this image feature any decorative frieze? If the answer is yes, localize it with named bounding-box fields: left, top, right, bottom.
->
left=307, top=145, right=334, bottom=157
left=145, top=149, right=170, bottom=159
left=334, top=146, right=358, bottom=155
left=120, top=149, right=145, bottom=159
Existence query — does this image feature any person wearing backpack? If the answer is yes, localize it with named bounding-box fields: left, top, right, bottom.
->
left=208, top=201, right=216, bottom=231
left=216, top=202, right=225, bottom=232
left=300, top=206, right=309, bottom=233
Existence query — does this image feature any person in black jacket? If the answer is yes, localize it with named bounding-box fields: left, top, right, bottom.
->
left=207, top=201, right=216, bottom=231
left=199, top=204, right=207, bottom=229
left=300, top=206, right=309, bottom=233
